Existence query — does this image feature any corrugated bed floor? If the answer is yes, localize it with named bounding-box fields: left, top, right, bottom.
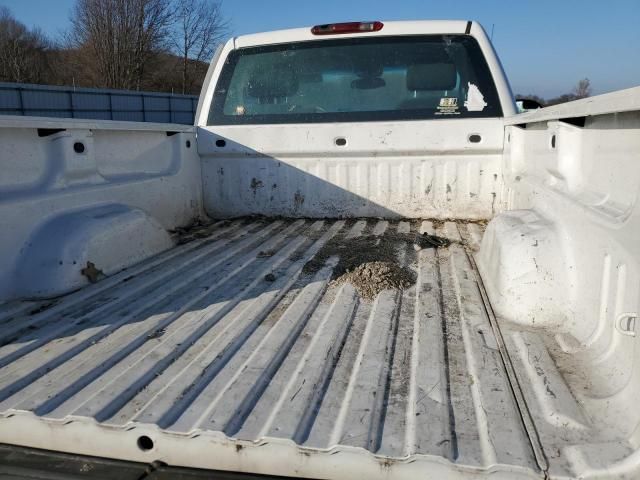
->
left=0, top=218, right=538, bottom=471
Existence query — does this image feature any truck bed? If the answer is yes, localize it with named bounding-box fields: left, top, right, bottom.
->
left=0, top=218, right=540, bottom=478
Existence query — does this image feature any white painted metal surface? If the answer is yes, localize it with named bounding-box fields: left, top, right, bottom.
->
left=0, top=219, right=540, bottom=479
left=505, top=86, right=640, bottom=125
left=0, top=116, right=203, bottom=302
left=14, top=203, right=173, bottom=298
left=477, top=87, right=640, bottom=479
left=197, top=120, right=504, bottom=219
left=0, top=115, right=194, bottom=132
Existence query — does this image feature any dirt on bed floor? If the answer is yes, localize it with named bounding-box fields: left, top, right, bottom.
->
left=332, top=261, right=415, bottom=299
left=303, top=233, right=408, bottom=277
left=303, top=228, right=453, bottom=300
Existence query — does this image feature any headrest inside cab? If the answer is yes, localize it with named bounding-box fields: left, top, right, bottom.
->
left=406, top=63, right=457, bottom=91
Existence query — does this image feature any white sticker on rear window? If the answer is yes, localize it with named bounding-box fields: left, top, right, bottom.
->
left=464, top=83, right=487, bottom=112
left=436, top=97, right=460, bottom=115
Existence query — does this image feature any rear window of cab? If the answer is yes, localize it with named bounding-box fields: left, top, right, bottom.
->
left=208, top=35, right=502, bottom=125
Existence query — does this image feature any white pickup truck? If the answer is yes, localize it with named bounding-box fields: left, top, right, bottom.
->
left=0, top=19, right=639, bottom=480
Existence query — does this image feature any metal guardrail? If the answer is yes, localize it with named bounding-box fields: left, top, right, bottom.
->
left=0, top=82, right=199, bottom=125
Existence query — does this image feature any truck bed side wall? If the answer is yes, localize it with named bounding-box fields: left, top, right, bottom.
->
left=0, top=118, right=204, bottom=302
left=477, top=87, right=640, bottom=476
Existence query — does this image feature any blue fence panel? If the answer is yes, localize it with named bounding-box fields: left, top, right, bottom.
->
left=170, top=97, right=193, bottom=111
left=111, top=94, right=143, bottom=111
left=144, top=96, right=170, bottom=112
left=0, top=83, right=198, bottom=125
left=172, top=112, right=195, bottom=124
left=0, top=89, right=21, bottom=110
left=79, top=111, right=112, bottom=120
left=145, top=111, right=171, bottom=123
left=22, top=89, right=71, bottom=111
left=72, top=92, right=110, bottom=111
left=112, top=111, right=145, bottom=122
left=28, top=110, right=71, bottom=118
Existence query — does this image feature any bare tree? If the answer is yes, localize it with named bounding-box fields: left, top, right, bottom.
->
left=573, top=78, right=591, bottom=99
left=0, top=7, right=51, bottom=83
left=542, top=78, right=595, bottom=106
left=69, top=0, right=174, bottom=90
left=1, top=0, right=227, bottom=92
left=172, top=0, right=228, bottom=94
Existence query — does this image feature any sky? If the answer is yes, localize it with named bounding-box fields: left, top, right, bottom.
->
left=1, top=0, right=639, bottom=98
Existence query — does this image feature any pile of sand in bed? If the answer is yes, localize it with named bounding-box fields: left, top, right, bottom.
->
left=331, top=261, right=415, bottom=300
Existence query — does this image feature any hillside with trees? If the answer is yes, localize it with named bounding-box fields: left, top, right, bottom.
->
left=516, top=78, right=592, bottom=107
left=0, top=0, right=228, bottom=95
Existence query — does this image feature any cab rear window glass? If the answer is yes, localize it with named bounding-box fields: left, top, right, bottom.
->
left=207, top=35, right=502, bottom=125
